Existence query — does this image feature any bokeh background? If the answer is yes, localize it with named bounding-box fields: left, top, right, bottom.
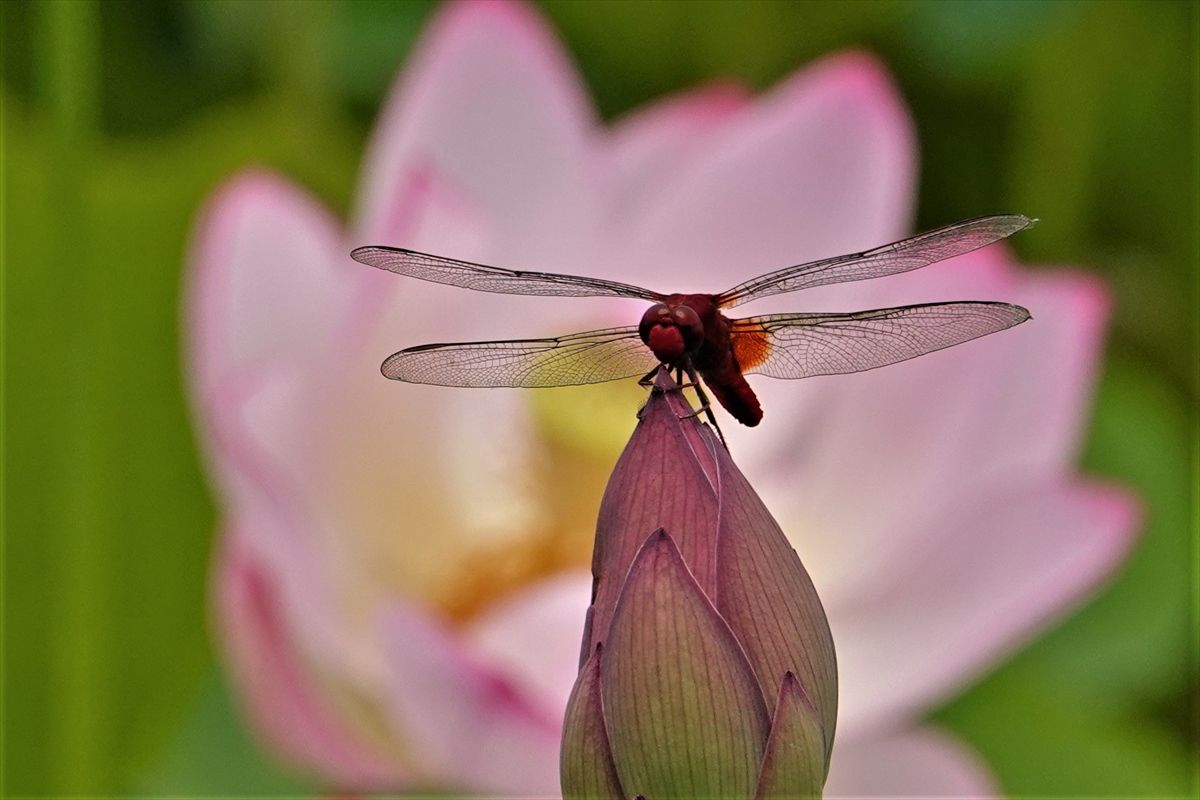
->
left=2, top=0, right=1196, bottom=797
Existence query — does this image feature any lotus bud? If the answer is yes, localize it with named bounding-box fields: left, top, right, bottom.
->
left=562, top=372, right=837, bottom=799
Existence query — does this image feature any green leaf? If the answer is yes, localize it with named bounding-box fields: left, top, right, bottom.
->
left=1003, top=0, right=1196, bottom=389
left=334, top=0, right=438, bottom=106
left=939, top=664, right=1192, bottom=797
left=540, top=0, right=902, bottom=119
left=902, top=0, right=1078, bottom=82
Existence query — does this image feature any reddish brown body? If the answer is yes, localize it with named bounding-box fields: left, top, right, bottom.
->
left=638, top=293, right=764, bottom=427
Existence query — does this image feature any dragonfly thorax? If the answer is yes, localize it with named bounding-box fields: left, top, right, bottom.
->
left=639, top=302, right=704, bottom=364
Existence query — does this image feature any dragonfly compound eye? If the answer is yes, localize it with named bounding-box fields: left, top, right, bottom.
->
left=639, top=302, right=703, bottom=365
left=671, top=304, right=703, bottom=343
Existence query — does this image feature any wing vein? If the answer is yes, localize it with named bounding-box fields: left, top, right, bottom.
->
left=717, top=215, right=1034, bottom=307
left=732, top=301, right=1031, bottom=379
left=352, top=246, right=666, bottom=301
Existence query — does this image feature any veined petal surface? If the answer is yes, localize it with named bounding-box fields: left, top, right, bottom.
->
left=603, top=530, right=770, bottom=799
left=715, top=444, right=838, bottom=754
left=585, top=375, right=720, bottom=658
left=560, top=645, right=624, bottom=800
left=755, top=673, right=827, bottom=800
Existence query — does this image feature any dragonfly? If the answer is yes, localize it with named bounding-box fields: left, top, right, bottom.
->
left=351, top=215, right=1034, bottom=443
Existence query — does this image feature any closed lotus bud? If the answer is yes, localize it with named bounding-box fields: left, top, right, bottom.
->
left=562, top=372, right=837, bottom=799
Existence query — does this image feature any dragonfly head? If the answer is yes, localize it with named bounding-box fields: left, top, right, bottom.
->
left=639, top=302, right=703, bottom=365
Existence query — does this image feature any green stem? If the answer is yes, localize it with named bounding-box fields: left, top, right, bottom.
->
left=269, top=0, right=337, bottom=147
left=37, top=0, right=107, bottom=793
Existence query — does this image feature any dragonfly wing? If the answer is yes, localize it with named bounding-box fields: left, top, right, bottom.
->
left=352, top=246, right=665, bottom=301
left=717, top=215, right=1035, bottom=308
left=731, top=302, right=1031, bottom=379
left=381, top=326, right=659, bottom=388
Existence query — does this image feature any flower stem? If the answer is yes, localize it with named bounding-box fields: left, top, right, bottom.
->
left=36, top=0, right=109, bottom=793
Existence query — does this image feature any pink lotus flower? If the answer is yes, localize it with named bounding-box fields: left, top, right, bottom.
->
left=185, top=1, right=1138, bottom=795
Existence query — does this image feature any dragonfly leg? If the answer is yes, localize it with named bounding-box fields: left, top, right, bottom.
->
left=668, top=364, right=705, bottom=391
left=672, top=367, right=704, bottom=391
left=681, top=363, right=728, bottom=448
left=637, top=364, right=663, bottom=387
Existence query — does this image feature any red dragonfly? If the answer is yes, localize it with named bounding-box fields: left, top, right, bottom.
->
left=352, top=215, right=1033, bottom=440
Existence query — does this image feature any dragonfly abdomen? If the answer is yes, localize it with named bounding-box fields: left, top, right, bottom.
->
left=703, top=365, right=763, bottom=427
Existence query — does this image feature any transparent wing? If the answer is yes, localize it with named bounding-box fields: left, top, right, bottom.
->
left=381, top=326, right=659, bottom=388
left=352, top=246, right=666, bottom=301
left=730, top=301, right=1031, bottom=379
left=716, top=215, right=1035, bottom=308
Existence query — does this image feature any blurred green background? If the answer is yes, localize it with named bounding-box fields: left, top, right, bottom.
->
left=2, top=0, right=1196, bottom=797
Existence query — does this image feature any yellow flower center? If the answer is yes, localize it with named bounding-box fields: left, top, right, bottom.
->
left=436, top=381, right=644, bottom=621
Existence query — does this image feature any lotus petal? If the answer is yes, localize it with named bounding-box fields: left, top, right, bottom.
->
left=560, top=644, right=624, bottom=800
left=603, top=529, right=770, bottom=799
left=755, top=672, right=827, bottom=800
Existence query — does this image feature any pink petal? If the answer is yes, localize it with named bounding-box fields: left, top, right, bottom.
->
left=304, top=369, right=547, bottom=609
left=203, top=371, right=418, bottom=711
left=833, top=480, right=1139, bottom=734
left=214, top=374, right=567, bottom=795
left=605, top=81, right=748, bottom=224
left=617, top=51, right=915, bottom=295
left=378, top=602, right=562, bottom=794
left=195, top=163, right=565, bottom=612
left=782, top=252, right=1111, bottom=487
left=825, top=727, right=1000, bottom=798
left=214, top=531, right=404, bottom=788
left=901, top=262, right=1111, bottom=478
left=191, top=162, right=492, bottom=515
left=355, top=0, right=601, bottom=259
left=740, top=257, right=1113, bottom=607
left=196, top=363, right=313, bottom=519
left=185, top=170, right=356, bottom=399
left=198, top=367, right=371, bottom=684
left=198, top=367, right=396, bottom=670
left=465, top=571, right=593, bottom=721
